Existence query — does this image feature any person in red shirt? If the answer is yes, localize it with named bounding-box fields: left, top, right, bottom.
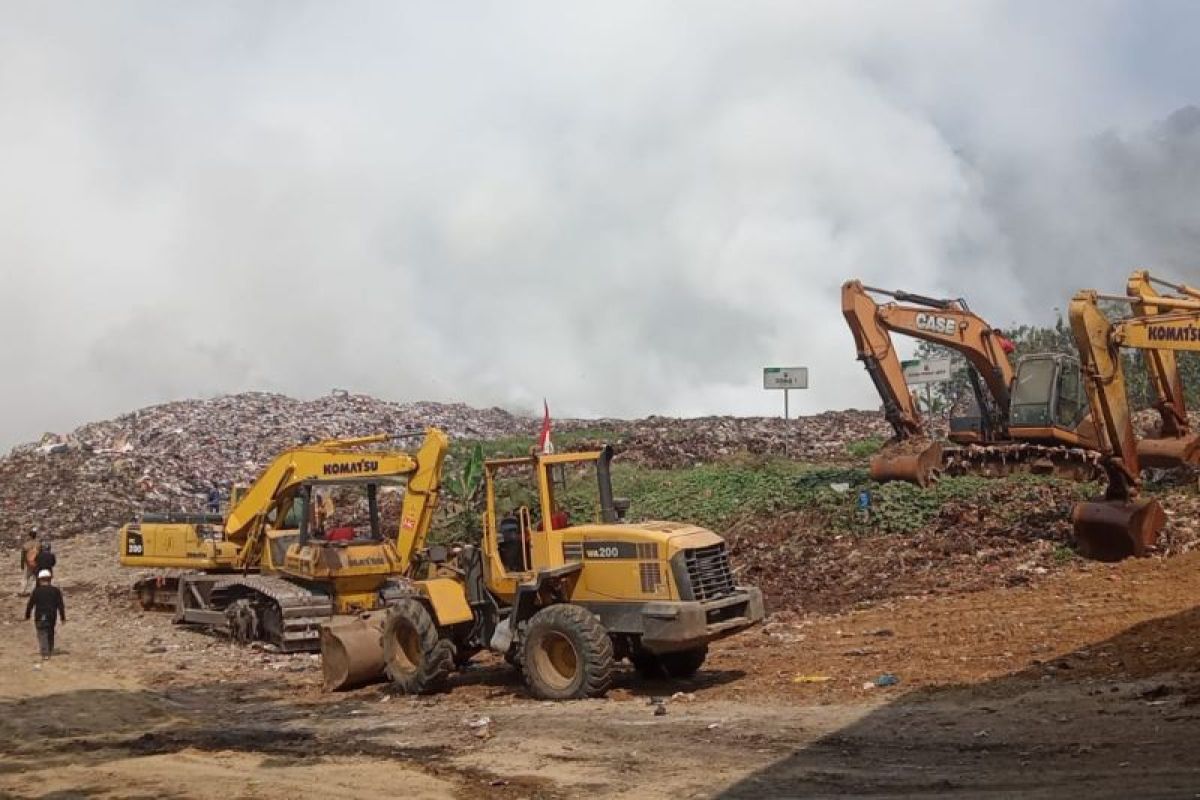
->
left=994, top=329, right=1016, bottom=355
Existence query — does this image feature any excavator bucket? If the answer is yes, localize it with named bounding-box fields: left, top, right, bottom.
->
left=1071, top=497, right=1165, bottom=562
left=319, top=611, right=387, bottom=691
left=869, top=441, right=943, bottom=487
left=1136, top=434, right=1200, bottom=469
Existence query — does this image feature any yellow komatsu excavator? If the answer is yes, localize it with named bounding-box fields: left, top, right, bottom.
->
left=1126, top=269, right=1200, bottom=468
left=325, top=445, right=765, bottom=700
left=842, top=280, right=1099, bottom=485
left=119, top=430, right=449, bottom=653
left=1068, top=288, right=1200, bottom=560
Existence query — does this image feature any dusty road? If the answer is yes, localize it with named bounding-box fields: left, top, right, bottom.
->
left=2, top=531, right=1199, bottom=798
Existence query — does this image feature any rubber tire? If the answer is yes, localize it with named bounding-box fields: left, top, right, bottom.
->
left=521, top=604, right=613, bottom=700
left=381, top=599, right=455, bottom=694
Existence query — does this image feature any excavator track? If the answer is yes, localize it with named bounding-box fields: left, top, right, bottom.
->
left=942, top=444, right=1103, bottom=482
left=180, top=574, right=334, bottom=652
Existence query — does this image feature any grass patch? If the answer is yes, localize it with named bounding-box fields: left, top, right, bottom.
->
left=846, top=436, right=885, bottom=459
left=434, top=437, right=1101, bottom=541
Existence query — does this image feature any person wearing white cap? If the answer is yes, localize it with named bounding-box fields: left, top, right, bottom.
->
left=24, top=569, right=65, bottom=660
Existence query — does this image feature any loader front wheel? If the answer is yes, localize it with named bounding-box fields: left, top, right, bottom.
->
left=382, top=599, right=454, bottom=694
left=522, top=604, right=613, bottom=700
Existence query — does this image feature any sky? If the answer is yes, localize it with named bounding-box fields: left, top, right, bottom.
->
left=2, top=1, right=1200, bottom=448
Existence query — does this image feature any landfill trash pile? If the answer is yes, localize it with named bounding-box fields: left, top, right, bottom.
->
left=731, top=474, right=1200, bottom=616
left=1132, top=408, right=1200, bottom=437
left=559, top=410, right=895, bottom=468
left=0, top=392, right=534, bottom=548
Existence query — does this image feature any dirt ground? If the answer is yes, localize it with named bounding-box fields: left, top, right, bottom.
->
left=2, top=531, right=1200, bottom=798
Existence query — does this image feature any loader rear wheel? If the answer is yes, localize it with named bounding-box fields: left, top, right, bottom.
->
left=382, top=599, right=454, bottom=694
left=522, top=604, right=613, bottom=700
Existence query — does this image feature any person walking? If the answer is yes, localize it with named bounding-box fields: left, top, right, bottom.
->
left=19, top=531, right=39, bottom=595
left=25, top=569, right=66, bottom=660
left=34, top=541, right=56, bottom=575
left=33, top=537, right=56, bottom=575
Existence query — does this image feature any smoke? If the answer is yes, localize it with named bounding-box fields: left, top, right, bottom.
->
left=1, top=2, right=1198, bottom=447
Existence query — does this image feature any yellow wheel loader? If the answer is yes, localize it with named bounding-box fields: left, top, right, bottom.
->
left=118, top=430, right=449, bottom=653
left=330, top=446, right=765, bottom=700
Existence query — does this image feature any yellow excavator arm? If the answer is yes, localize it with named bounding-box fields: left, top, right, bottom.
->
left=394, top=428, right=450, bottom=573
left=225, top=434, right=415, bottom=540
left=1068, top=289, right=1200, bottom=559
left=1126, top=269, right=1199, bottom=441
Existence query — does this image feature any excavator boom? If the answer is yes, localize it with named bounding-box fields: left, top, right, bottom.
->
left=394, top=428, right=449, bottom=572
left=224, top=434, right=416, bottom=541
left=841, top=280, right=926, bottom=441
left=1126, top=269, right=1200, bottom=465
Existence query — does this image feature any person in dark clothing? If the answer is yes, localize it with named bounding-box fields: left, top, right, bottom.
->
left=206, top=487, right=221, bottom=514
left=25, top=570, right=65, bottom=659
left=497, top=511, right=524, bottom=572
left=33, top=542, right=56, bottom=575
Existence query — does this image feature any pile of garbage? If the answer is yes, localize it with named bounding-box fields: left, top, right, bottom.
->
left=0, top=393, right=902, bottom=549
left=731, top=474, right=1200, bottom=615
left=560, top=410, right=893, bottom=468
left=0, top=392, right=534, bottom=549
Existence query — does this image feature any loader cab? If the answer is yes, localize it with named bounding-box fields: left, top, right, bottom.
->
left=1008, top=354, right=1090, bottom=439
left=481, top=447, right=628, bottom=583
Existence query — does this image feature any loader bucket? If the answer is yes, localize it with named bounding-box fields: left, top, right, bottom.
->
left=1136, top=434, right=1200, bottom=469
left=320, top=611, right=386, bottom=691
left=1071, top=497, right=1165, bottom=562
left=869, top=441, right=943, bottom=487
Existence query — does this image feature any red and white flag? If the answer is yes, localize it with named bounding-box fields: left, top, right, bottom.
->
left=537, top=399, right=554, bottom=454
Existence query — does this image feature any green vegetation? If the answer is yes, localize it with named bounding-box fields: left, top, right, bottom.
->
left=1053, top=545, right=1077, bottom=563
left=431, top=433, right=1102, bottom=544
left=845, top=436, right=885, bottom=459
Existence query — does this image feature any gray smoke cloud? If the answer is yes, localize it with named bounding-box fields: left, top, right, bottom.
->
left=1, top=2, right=1198, bottom=447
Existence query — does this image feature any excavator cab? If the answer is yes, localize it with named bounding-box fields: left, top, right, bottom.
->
left=1008, top=354, right=1091, bottom=442
left=948, top=392, right=983, bottom=444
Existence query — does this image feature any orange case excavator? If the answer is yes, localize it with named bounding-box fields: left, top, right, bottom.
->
left=842, top=280, right=1099, bottom=486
